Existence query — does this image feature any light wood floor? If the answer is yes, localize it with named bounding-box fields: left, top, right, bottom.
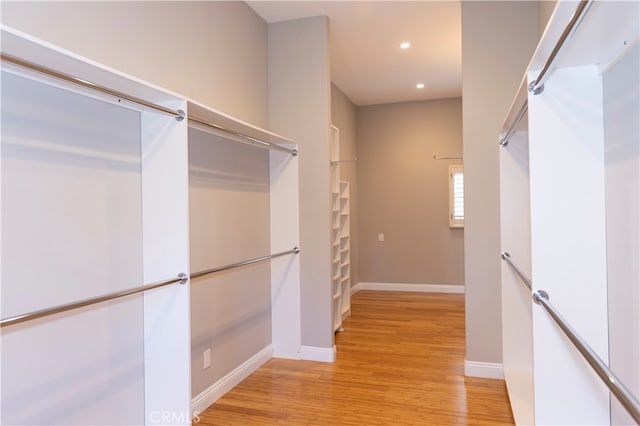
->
left=196, top=291, right=514, bottom=425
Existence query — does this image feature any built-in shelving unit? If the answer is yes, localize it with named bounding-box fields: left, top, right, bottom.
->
left=1, top=24, right=191, bottom=425
left=330, top=126, right=351, bottom=332
left=1, top=24, right=302, bottom=425
left=330, top=125, right=342, bottom=332
left=499, top=2, right=639, bottom=425
left=339, top=180, right=351, bottom=320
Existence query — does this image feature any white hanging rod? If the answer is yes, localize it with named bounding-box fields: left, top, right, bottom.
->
left=499, top=101, right=528, bottom=147
left=188, top=116, right=298, bottom=156
left=190, top=247, right=300, bottom=280
left=528, top=0, right=593, bottom=95
left=533, top=290, right=640, bottom=424
left=433, top=155, right=463, bottom=160
left=0, top=274, right=188, bottom=328
left=500, top=252, right=532, bottom=290
left=1, top=53, right=185, bottom=121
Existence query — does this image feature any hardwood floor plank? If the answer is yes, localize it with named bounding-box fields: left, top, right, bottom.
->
left=196, top=291, right=514, bottom=425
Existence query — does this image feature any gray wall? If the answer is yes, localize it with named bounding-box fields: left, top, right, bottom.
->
left=461, top=1, right=539, bottom=364
left=1, top=0, right=273, bottom=400
left=356, top=98, right=464, bottom=285
left=188, top=129, right=271, bottom=397
left=330, top=84, right=359, bottom=286
left=604, top=42, right=639, bottom=426
left=1, top=1, right=269, bottom=127
left=538, top=1, right=557, bottom=36
left=268, top=17, right=334, bottom=350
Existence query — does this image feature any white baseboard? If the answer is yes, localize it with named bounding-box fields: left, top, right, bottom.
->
left=299, top=345, right=336, bottom=362
left=191, top=345, right=273, bottom=417
left=354, top=282, right=464, bottom=294
left=464, top=359, right=504, bottom=379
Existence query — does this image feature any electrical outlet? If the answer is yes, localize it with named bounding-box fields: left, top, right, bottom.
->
left=378, top=233, right=384, bottom=242
left=203, top=349, right=211, bottom=370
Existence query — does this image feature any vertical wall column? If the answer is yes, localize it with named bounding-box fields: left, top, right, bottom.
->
left=461, top=1, right=539, bottom=376
left=268, top=16, right=334, bottom=360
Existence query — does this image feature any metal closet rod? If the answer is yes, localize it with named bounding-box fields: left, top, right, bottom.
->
left=1, top=54, right=297, bottom=155
left=1, top=53, right=185, bottom=121
left=433, top=155, right=463, bottom=160
left=190, top=247, right=300, bottom=280
left=499, top=101, right=528, bottom=147
left=500, top=252, right=532, bottom=290
left=501, top=250, right=639, bottom=421
left=0, top=274, right=188, bottom=328
left=188, top=116, right=298, bottom=156
left=533, top=290, right=640, bottom=424
left=0, top=247, right=301, bottom=327
left=528, top=0, right=593, bottom=95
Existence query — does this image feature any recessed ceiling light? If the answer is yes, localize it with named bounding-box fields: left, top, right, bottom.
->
left=416, top=83, right=425, bottom=89
left=400, top=42, right=411, bottom=49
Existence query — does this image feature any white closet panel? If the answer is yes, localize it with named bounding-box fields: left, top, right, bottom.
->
left=499, top=114, right=533, bottom=426
left=529, top=65, right=610, bottom=426
left=269, top=147, right=301, bottom=358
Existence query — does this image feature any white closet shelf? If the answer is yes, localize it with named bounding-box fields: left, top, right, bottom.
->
left=187, top=99, right=296, bottom=152
left=1, top=25, right=184, bottom=108
left=530, top=1, right=639, bottom=76
left=1, top=26, right=298, bottom=154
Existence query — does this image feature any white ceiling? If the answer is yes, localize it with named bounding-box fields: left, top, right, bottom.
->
left=247, top=1, right=462, bottom=106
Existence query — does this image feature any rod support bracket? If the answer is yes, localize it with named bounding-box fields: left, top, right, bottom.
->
left=528, top=81, right=544, bottom=95
left=178, top=272, right=188, bottom=285
left=499, top=139, right=509, bottom=148
left=501, top=252, right=510, bottom=260
left=176, top=109, right=186, bottom=122
left=533, top=289, right=549, bottom=304
left=293, top=247, right=300, bottom=254
left=292, top=149, right=299, bottom=157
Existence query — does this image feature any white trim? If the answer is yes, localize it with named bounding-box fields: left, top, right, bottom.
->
left=464, top=359, right=504, bottom=379
left=354, top=282, right=464, bottom=294
left=191, top=345, right=273, bottom=418
left=299, top=345, right=336, bottom=362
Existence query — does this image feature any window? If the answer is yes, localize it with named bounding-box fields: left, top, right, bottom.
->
left=449, top=165, right=464, bottom=228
